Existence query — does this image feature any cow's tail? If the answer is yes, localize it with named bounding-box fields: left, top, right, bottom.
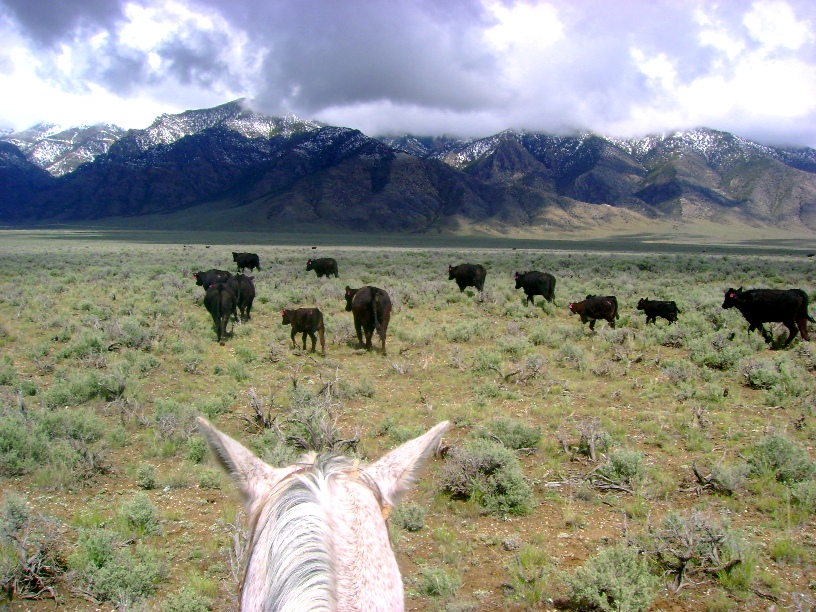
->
left=372, top=288, right=384, bottom=337
left=797, top=289, right=815, bottom=322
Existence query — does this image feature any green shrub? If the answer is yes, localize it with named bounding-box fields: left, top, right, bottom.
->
left=1, top=491, right=30, bottom=533
left=415, top=564, right=461, bottom=598
left=645, top=511, right=748, bottom=592
left=154, top=399, right=196, bottom=442
left=566, top=543, right=657, bottom=612
left=120, top=493, right=162, bottom=537
left=250, top=428, right=300, bottom=467
left=444, top=321, right=481, bottom=343
left=0, top=405, right=107, bottom=480
left=749, top=434, right=815, bottom=484
left=471, top=350, right=502, bottom=375
left=440, top=439, right=534, bottom=517
left=136, top=464, right=158, bottom=490
left=55, top=331, right=105, bottom=361
left=185, top=437, right=208, bottom=464
left=791, top=479, right=816, bottom=514
left=556, top=343, right=587, bottom=370
left=0, top=356, right=18, bottom=386
left=69, top=528, right=166, bottom=605
left=162, top=585, right=214, bottom=612
left=768, top=536, right=806, bottom=563
left=1, top=494, right=67, bottom=600
left=507, top=543, right=553, bottom=607
left=474, top=417, right=541, bottom=451
left=196, top=394, right=232, bottom=419
left=596, top=449, right=645, bottom=487
left=709, top=462, right=751, bottom=495
left=738, top=357, right=780, bottom=389
left=391, top=502, right=426, bottom=532
left=0, top=408, right=49, bottom=476
left=41, top=371, right=112, bottom=408
left=197, top=468, right=222, bottom=490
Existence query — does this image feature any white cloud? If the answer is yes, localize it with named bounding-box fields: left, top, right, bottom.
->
left=631, top=49, right=677, bottom=91
left=1, top=0, right=815, bottom=147
left=743, top=0, right=812, bottom=51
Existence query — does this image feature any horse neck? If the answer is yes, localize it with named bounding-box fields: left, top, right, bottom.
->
left=329, top=474, right=403, bottom=612
left=242, top=464, right=334, bottom=612
left=241, top=459, right=403, bottom=612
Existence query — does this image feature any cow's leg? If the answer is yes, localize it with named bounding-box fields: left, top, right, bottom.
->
left=379, top=322, right=388, bottom=355
left=797, top=317, right=810, bottom=341
left=754, top=323, right=772, bottom=343
left=318, top=327, right=326, bottom=356
left=308, top=331, right=317, bottom=353
left=291, top=329, right=298, bottom=349
left=589, top=319, right=596, bottom=331
left=783, top=321, right=799, bottom=346
left=364, top=326, right=374, bottom=350
left=354, top=320, right=364, bottom=348
left=219, top=315, right=227, bottom=345
left=609, top=317, right=616, bottom=329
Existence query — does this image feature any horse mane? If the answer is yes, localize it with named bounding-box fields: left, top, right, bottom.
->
left=244, top=453, right=383, bottom=612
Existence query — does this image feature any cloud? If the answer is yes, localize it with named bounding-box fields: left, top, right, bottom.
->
left=1, top=0, right=815, bottom=148
left=0, top=0, right=124, bottom=48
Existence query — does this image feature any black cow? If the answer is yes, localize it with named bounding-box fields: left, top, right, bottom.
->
left=344, top=286, right=391, bottom=355
left=448, top=264, right=486, bottom=292
left=569, top=295, right=619, bottom=330
left=722, top=287, right=814, bottom=346
left=281, top=308, right=326, bottom=355
left=307, top=258, right=339, bottom=278
left=204, top=283, right=237, bottom=345
left=637, top=298, right=679, bottom=325
left=226, top=274, right=256, bottom=322
left=232, top=252, right=261, bottom=273
left=194, top=269, right=232, bottom=289
left=514, top=271, right=556, bottom=306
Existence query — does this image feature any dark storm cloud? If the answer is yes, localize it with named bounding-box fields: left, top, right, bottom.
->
left=0, top=0, right=123, bottom=47
left=158, top=32, right=247, bottom=90
left=1, top=0, right=815, bottom=146
left=196, top=0, right=505, bottom=114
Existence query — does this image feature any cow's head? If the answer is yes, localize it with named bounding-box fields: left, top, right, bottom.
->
left=306, top=259, right=313, bottom=270
left=722, top=288, right=741, bottom=309
left=232, top=252, right=238, bottom=260
left=281, top=309, right=292, bottom=325
left=637, top=298, right=646, bottom=310
left=568, top=302, right=577, bottom=313
left=344, top=286, right=358, bottom=312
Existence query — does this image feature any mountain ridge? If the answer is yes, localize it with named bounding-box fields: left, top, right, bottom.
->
left=1, top=101, right=815, bottom=234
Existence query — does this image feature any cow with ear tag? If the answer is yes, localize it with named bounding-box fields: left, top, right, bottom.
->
left=722, top=287, right=813, bottom=345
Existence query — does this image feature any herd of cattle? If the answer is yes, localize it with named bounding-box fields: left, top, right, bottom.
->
left=192, top=253, right=814, bottom=353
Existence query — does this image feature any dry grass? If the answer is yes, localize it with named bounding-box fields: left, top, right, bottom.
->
left=0, top=230, right=814, bottom=611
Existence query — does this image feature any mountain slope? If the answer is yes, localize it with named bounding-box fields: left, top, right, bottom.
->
left=1, top=103, right=815, bottom=233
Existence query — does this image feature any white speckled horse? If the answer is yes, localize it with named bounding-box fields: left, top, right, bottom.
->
left=196, top=417, right=450, bottom=612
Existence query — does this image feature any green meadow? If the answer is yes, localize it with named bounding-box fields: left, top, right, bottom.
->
left=0, top=229, right=814, bottom=611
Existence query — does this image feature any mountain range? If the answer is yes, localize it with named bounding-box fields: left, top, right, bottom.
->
left=2, top=99, right=815, bottom=234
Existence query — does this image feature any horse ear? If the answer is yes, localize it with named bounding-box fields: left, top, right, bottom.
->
left=196, top=417, right=287, bottom=505
left=364, top=421, right=450, bottom=508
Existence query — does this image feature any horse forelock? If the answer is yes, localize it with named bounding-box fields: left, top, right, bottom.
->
left=242, top=454, right=389, bottom=612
